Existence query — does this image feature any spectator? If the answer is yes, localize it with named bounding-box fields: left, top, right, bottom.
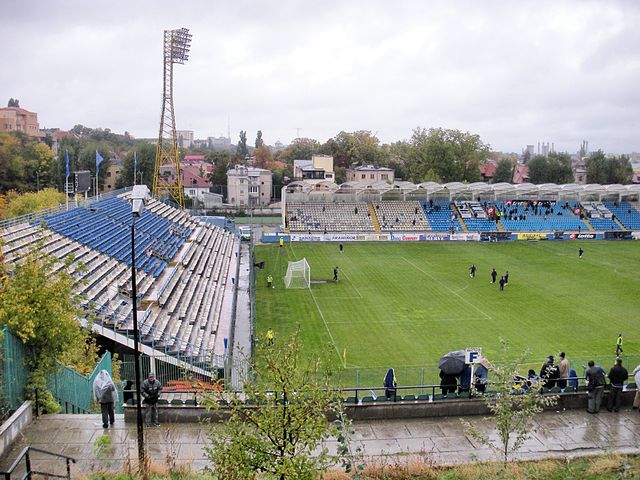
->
left=474, top=364, right=488, bottom=393
left=141, top=372, right=163, bottom=426
left=383, top=368, right=397, bottom=401
left=586, top=360, right=606, bottom=414
left=633, top=363, right=640, bottom=411
left=439, top=371, right=457, bottom=396
left=93, top=370, right=117, bottom=428
left=539, top=356, right=560, bottom=389
left=558, top=352, right=569, bottom=389
left=568, top=369, right=579, bottom=392
left=122, top=379, right=134, bottom=405
left=607, top=358, right=628, bottom=413
left=459, top=365, right=472, bottom=394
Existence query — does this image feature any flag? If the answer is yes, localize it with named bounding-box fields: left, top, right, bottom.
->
left=65, top=149, right=70, bottom=179
left=96, top=150, right=104, bottom=174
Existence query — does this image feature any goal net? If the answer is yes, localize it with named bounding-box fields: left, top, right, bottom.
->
left=284, top=258, right=311, bottom=289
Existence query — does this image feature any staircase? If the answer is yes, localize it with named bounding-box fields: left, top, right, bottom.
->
left=451, top=204, right=468, bottom=232
left=369, top=204, right=381, bottom=231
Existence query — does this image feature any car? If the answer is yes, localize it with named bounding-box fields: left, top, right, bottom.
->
left=239, top=226, right=252, bottom=241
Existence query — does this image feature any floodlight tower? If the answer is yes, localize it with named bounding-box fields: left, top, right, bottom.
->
left=153, top=27, right=192, bottom=208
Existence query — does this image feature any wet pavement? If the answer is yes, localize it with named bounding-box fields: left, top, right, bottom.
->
left=1, top=408, right=639, bottom=477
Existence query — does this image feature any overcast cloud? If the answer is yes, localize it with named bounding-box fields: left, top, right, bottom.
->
left=2, top=0, right=639, bottom=153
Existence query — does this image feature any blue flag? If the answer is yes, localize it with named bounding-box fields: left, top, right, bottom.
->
left=65, top=149, right=70, bottom=179
left=96, top=150, right=104, bottom=174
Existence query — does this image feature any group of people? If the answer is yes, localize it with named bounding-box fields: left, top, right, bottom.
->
left=469, top=265, right=509, bottom=291
left=92, top=370, right=163, bottom=428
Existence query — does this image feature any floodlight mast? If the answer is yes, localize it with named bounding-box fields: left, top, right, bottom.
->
left=153, top=28, right=192, bottom=208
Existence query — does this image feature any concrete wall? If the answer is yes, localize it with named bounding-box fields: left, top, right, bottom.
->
left=0, top=401, right=33, bottom=457
left=124, top=389, right=637, bottom=424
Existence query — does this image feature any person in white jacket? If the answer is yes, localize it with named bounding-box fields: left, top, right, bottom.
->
left=93, top=370, right=118, bottom=428
left=633, top=364, right=640, bottom=410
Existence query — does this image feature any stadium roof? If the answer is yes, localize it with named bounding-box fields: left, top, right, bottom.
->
left=284, top=180, right=640, bottom=200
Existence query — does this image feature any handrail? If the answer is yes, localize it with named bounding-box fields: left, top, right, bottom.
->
left=1, top=446, right=76, bottom=480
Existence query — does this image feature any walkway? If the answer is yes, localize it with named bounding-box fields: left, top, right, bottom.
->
left=1, top=409, right=639, bottom=477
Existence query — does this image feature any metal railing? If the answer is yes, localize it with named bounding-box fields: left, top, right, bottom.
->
left=1, top=447, right=75, bottom=480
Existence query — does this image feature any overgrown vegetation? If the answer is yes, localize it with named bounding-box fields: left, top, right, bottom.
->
left=461, top=341, right=558, bottom=463
left=0, top=242, right=100, bottom=412
left=84, top=454, right=640, bottom=480
left=0, top=188, right=66, bottom=219
left=201, top=329, right=342, bottom=479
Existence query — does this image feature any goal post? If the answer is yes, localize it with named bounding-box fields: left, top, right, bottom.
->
left=284, top=258, right=311, bottom=289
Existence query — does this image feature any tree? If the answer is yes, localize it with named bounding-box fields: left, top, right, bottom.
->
left=493, top=158, right=515, bottom=183
left=236, top=131, right=248, bottom=159
left=116, top=143, right=156, bottom=189
left=7, top=98, right=19, bottom=107
left=0, top=188, right=66, bottom=220
left=276, top=138, right=321, bottom=166
left=462, top=341, right=558, bottom=464
left=527, top=152, right=573, bottom=184
left=203, top=330, right=341, bottom=479
left=405, top=127, right=489, bottom=183
left=255, top=130, right=264, bottom=149
left=253, top=145, right=272, bottom=169
left=586, top=150, right=632, bottom=185
left=0, top=241, right=95, bottom=412
left=321, top=131, right=390, bottom=170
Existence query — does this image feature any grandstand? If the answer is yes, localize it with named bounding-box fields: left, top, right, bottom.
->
left=0, top=191, right=239, bottom=369
left=283, top=182, right=640, bottom=233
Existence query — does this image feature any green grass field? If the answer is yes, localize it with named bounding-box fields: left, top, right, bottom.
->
left=254, top=241, right=640, bottom=387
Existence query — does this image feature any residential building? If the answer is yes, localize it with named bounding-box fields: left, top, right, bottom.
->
left=177, top=130, right=194, bottom=148
left=158, top=162, right=214, bottom=201
left=478, top=162, right=496, bottom=183
left=227, top=165, right=272, bottom=207
left=346, top=164, right=394, bottom=184
left=103, top=157, right=122, bottom=192
left=0, top=106, right=43, bottom=138
left=293, top=154, right=334, bottom=182
left=208, top=136, right=231, bottom=149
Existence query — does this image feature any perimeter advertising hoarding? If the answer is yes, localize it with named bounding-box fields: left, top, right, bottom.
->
left=632, top=232, right=640, bottom=240
left=567, top=233, right=597, bottom=240
left=450, top=232, right=481, bottom=241
left=516, top=233, right=549, bottom=240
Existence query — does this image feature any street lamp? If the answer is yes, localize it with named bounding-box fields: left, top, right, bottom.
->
left=130, top=184, right=150, bottom=468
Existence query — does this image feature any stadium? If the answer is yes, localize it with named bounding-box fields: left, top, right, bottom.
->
left=2, top=180, right=639, bottom=394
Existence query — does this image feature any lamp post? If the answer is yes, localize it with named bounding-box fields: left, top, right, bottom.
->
left=130, top=185, right=150, bottom=469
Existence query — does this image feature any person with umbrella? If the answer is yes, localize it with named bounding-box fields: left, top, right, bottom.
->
left=383, top=368, right=397, bottom=401
left=439, top=350, right=466, bottom=396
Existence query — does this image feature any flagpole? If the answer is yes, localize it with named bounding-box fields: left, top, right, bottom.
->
left=134, top=151, right=137, bottom=186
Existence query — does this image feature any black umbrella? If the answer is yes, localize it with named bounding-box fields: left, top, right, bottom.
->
left=438, top=350, right=466, bottom=375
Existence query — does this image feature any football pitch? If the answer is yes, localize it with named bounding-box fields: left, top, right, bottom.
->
left=254, top=241, right=639, bottom=387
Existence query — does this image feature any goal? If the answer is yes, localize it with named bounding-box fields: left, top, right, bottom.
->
left=284, top=258, right=311, bottom=289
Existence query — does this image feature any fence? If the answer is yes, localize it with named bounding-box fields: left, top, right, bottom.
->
left=1, top=327, right=30, bottom=410
left=1, top=326, right=116, bottom=414
left=329, top=354, right=640, bottom=389
left=48, top=353, right=113, bottom=414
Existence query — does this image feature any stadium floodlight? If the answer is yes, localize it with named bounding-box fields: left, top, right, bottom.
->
left=131, top=185, right=150, bottom=217
left=284, top=258, right=311, bottom=289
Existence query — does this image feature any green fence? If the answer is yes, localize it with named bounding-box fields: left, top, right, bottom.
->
left=1, top=326, right=116, bottom=413
left=1, top=327, right=30, bottom=410
left=49, top=353, right=113, bottom=413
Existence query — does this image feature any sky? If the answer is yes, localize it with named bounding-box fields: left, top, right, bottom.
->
left=2, top=0, right=639, bottom=154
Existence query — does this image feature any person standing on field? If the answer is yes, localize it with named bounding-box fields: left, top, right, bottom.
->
left=339, top=243, right=344, bottom=254
left=490, top=268, right=497, bottom=284
left=333, top=266, right=339, bottom=282
left=469, top=264, right=476, bottom=278
left=579, top=247, right=584, bottom=258
left=504, top=270, right=509, bottom=285
left=616, top=334, right=623, bottom=356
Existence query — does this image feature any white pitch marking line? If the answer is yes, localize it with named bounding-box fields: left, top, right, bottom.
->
left=401, top=257, right=493, bottom=320
left=309, top=288, right=342, bottom=362
left=336, top=269, right=363, bottom=299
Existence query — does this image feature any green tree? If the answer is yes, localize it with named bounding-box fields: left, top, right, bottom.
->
left=321, top=131, right=390, bottom=171
left=0, top=188, right=66, bottom=219
left=203, top=330, right=341, bottom=479
left=493, top=158, right=515, bottom=183
left=255, top=130, right=264, bottom=149
left=0, top=242, right=93, bottom=412
left=253, top=145, right=272, bottom=169
left=116, top=143, right=157, bottom=189
left=236, top=131, right=248, bottom=158
left=276, top=138, right=322, bottom=165
left=586, top=150, right=632, bottom=185
left=405, top=127, right=489, bottom=183
left=7, top=98, right=19, bottom=107
left=527, top=152, right=573, bottom=184
left=207, top=150, right=232, bottom=196
left=462, top=341, right=558, bottom=464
